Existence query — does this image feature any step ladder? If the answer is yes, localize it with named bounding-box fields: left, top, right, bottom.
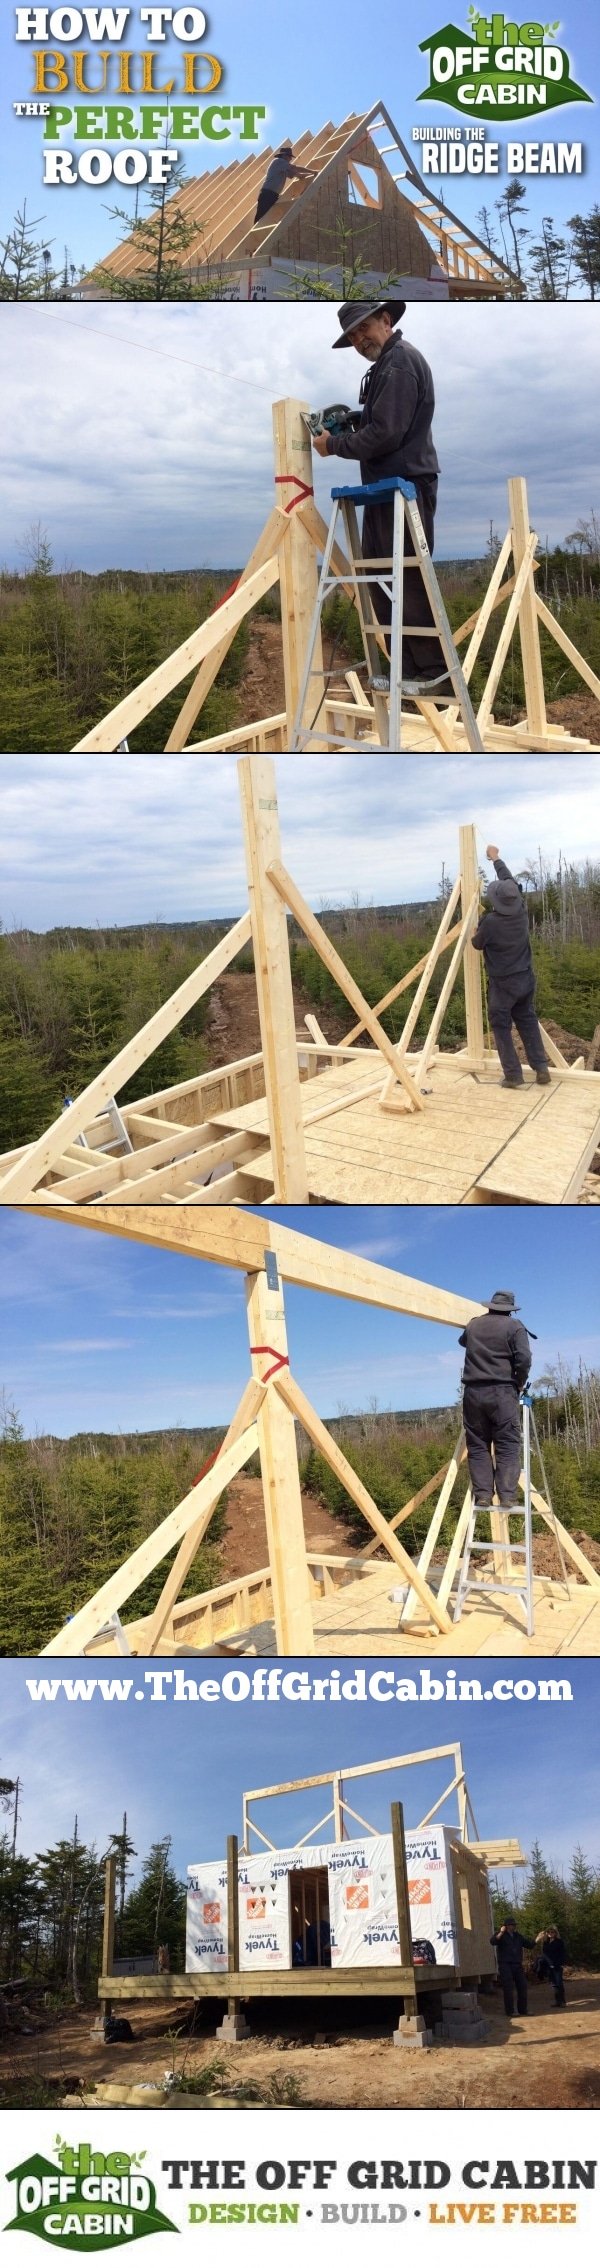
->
left=63, top=1096, right=133, bottom=1157
left=453, top=1394, right=535, bottom=1636
left=289, top=476, right=485, bottom=752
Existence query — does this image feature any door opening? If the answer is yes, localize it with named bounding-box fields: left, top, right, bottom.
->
left=290, top=1867, right=331, bottom=1968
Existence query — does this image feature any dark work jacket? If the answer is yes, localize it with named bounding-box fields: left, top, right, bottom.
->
left=325, top=331, right=439, bottom=486
left=539, top=1936, right=567, bottom=1972
left=459, top=1310, right=531, bottom=1389
left=491, top=1928, right=535, bottom=1971
left=471, top=859, right=534, bottom=993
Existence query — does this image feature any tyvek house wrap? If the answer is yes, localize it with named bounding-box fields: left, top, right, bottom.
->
left=185, top=1827, right=460, bottom=1971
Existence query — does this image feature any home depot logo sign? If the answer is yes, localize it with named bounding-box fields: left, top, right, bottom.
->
left=5, top=2143, right=178, bottom=2251
left=418, top=13, right=593, bottom=117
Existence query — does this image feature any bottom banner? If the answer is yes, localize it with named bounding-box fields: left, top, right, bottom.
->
left=0, top=2109, right=597, bottom=2263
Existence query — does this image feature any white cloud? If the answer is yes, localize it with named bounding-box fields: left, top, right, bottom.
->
left=1, top=750, right=599, bottom=925
left=0, top=302, right=598, bottom=572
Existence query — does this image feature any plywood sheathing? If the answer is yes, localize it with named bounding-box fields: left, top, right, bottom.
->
left=239, top=128, right=437, bottom=279
left=205, top=1056, right=600, bottom=1207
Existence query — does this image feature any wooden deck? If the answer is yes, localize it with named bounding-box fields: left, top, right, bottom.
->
left=86, top=1554, right=600, bottom=1662
left=6, top=1044, right=598, bottom=1211
left=210, top=1054, right=600, bottom=1206
left=98, top=1964, right=456, bottom=2004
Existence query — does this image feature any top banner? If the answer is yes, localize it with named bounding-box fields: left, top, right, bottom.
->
left=0, top=1, right=597, bottom=298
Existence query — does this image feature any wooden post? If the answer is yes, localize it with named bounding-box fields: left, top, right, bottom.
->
left=459, top=825, right=485, bottom=1059
left=99, top=1853, right=117, bottom=2021
left=508, top=477, right=547, bottom=739
left=238, top=756, right=309, bottom=1201
left=246, top=1266, right=315, bottom=1654
left=272, top=398, right=324, bottom=742
left=391, top=1800, right=417, bottom=2017
left=227, top=1833, right=240, bottom=2020
left=333, top=1774, right=344, bottom=1843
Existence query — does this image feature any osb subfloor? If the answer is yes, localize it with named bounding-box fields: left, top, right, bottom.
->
left=213, top=1056, right=600, bottom=1204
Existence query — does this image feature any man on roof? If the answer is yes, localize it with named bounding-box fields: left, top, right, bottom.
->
left=311, top=300, right=448, bottom=694
left=472, top=846, right=551, bottom=1090
left=254, top=141, right=317, bottom=224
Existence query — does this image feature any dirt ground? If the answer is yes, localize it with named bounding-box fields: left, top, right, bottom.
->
left=204, top=972, right=355, bottom=1070
left=542, top=694, right=600, bottom=746
left=2, top=1974, right=599, bottom=2111
left=235, top=620, right=285, bottom=726
left=221, top=1472, right=600, bottom=1596
left=234, top=622, right=600, bottom=751
left=234, top=620, right=353, bottom=727
left=218, top=1473, right=600, bottom=1590
left=218, top=1473, right=358, bottom=1583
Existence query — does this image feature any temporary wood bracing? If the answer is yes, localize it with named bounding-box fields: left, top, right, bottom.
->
left=86, top=103, right=516, bottom=299
left=240, top=1746, right=524, bottom=1868
left=2, top=779, right=599, bottom=1208
left=13, top=1205, right=599, bottom=1660
left=67, top=400, right=600, bottom=754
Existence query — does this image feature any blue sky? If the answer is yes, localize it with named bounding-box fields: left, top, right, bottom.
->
left=1, top=1, right=598, bottom=267
left=1, top=301, right=598, bottom=570
left=1, top=1204, right=598, bottom=1437
left=2, top=753, right=599, bottom=925
left=0, top=1655, right=597, bottom=1883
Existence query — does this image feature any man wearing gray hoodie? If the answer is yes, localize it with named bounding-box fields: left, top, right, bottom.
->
left=471, top=845, right=551, bottom=1089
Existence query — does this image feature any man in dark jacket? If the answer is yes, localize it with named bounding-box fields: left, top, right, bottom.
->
left=472, top=845, right=551, bottom=1088
left=459, top=1290, right=532, bottom=1506
left=535, top=1927, right=567, bottom=2006
left=312, top=301, right=447, bottom=687
left=254, top=142, right=316, bottom=223
left=491, top=1919, right=535, bottom=2017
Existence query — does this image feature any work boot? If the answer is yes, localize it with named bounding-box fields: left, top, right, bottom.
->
left=536, top=1066, right=551, bottom=1084
left=403, top=671, right=455, bottom=701
left=500, top=1076, right=524, bottom=1089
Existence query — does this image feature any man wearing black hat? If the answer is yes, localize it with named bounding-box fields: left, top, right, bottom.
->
left=490, top=1918, right=535, bottom=2018
left=471, top=845, right=551, bottom=1089
left=254, top=142, right=316, bottom=224
left=311, top=301, right=446, bottom=689
left=458, top=1292, right=532, bottom=1507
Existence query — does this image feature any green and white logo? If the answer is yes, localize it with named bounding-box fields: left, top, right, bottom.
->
left=418, top=15, right=593, bottom=118
left=5, top=2142, right=179, bottom=2252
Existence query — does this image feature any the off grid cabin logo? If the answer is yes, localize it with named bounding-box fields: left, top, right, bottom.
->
left=5, top=2143, right=178, bottom=2251
left=418, top=14, right=594, bottom=118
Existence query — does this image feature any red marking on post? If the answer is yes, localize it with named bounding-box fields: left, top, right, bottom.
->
left=275, top=475, right=315, bottom=515
left=250, top=1344, right=290, bottom=1381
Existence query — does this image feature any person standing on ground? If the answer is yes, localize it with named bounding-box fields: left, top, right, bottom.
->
left=471, top=846, right=551, bottom=1089
left=491, top=1917, right=536, bottom=2017
left=458, top=1290, right=532, bottom=1507
left=535, top=1926, right=568, bottom=2006
left=311, top=301, right=449, bottom=693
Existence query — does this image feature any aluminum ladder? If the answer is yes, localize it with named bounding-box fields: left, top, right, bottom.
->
left=453, top=1394, right=537, bottom=1637
left=289, top=476, right=484, bottom=753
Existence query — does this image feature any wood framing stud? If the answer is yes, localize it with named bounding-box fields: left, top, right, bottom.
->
left=508, top=476, right=547, bottom=740
left=273, top=398, right=324, bottom=741
left=459, top=826, right=485, bottom=1059
left=238, top=756, right=309, bottom=1199
left=246, top=1270, right=315, bottom=1654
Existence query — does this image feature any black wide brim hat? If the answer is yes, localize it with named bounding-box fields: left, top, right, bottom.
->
left=487, top=1291, right=520, bottom=1312
left=332, top=298, right=406, bottom=347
